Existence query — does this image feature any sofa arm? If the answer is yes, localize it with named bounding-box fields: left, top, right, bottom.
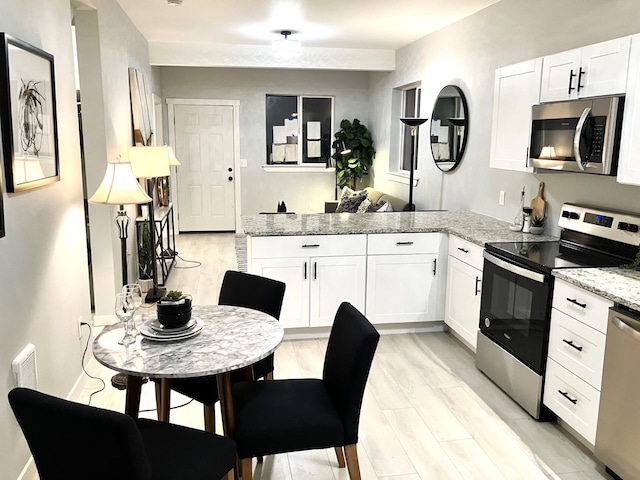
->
left=324, top=201, right=338, bottom=213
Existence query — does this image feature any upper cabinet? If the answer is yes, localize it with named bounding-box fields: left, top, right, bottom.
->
left=617, top=34, right=640, bottom=186
left=540, top=37, right=631, bottom=103
left=489, top=59, right=541, bottom=172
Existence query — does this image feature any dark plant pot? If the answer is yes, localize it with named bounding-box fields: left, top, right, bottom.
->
left=157, top=298, right=192, bottom=328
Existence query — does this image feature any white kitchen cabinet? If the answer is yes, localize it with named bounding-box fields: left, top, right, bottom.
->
left=249, top=235, right=367, bottom=329
left=540, top=37, right=630, bottom=103
left=489, top=59, right=541, bottom=172
left=543, top=279, right=613, bottom=445
left=365, top=233, right=446, bottom=325
left=617, top=34, right=640, bottom=186
left=444, top=236, right=483, bottom=350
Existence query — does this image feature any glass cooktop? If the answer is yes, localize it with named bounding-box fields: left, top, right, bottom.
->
left=485, top=240, right=628, bottom=274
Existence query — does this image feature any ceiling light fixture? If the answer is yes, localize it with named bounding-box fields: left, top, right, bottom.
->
left=167, top=0, right=183, bottom=6
left=272, top=30, right=301, bottom=58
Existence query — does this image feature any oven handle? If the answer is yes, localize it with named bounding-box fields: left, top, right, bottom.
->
left=572, top=107, right=591, bottom=171
left=483, top=251, right=547, bottom=283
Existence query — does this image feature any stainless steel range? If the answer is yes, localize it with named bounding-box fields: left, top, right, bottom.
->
left=476, top=203, right=640, bottom=420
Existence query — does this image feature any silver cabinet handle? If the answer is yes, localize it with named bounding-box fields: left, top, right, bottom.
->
left=573, top=107, right=592, bottom=171
left=483, top=251, right=546, bottom=283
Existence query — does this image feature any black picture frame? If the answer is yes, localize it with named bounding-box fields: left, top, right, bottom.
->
left=0, top=33, right=60, bottom=193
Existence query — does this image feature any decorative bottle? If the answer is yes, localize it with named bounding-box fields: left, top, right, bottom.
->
left=513, top=187, right=525, bottom=231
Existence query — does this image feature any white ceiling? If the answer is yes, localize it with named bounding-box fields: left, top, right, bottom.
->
left=115, top=0, right=502, bottom=51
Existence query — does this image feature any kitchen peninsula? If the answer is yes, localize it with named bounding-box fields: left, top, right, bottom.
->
left=242, top=211, right=556, bottom=338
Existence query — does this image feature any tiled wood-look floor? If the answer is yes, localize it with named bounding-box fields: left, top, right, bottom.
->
left=78, top=232, right=614, bottom=480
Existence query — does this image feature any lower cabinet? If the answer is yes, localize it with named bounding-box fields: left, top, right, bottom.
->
left=249, top=235, right=367, bottom=329
left=543, top=279, right=612, bottom=445
left=444, top=236, right=484, bottom=350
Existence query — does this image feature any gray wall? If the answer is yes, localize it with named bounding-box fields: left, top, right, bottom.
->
left=370, top=0, right=640, bottom=235
left=0, top=1, right=92, bottom=477
left=158, top=67, right=370, bottom=215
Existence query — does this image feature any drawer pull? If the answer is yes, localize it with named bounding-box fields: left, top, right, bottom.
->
left=475, top=276, right=481, bottom=296
left=433, top=259, right=437, bottom=276
left=558, top=390, right=578, bottom=405
left=304, top=261, right=307, bottom=280
left=302, top=244, right=320, bottom=248
left=566, top=298, right=587, bottom=309
left=396, top=241, right=414, bottom=246
left=562, top=339, right=583, bottom=351
left=457, top=247, right=469, bottom=253
left=313, top=262, right=317, bottom=280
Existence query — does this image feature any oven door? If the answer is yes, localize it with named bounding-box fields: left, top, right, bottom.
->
left=479, top=250, right=553, bottom=374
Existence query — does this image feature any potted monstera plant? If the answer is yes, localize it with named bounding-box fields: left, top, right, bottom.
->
left=331, top=119, right=376, bottom=190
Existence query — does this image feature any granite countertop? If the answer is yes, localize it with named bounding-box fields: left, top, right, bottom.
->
left=242, top=211, right=557, bottom=247
left=553, top=268, right=640, bottom=312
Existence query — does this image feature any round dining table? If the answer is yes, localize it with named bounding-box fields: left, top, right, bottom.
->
left=93, top=304, right=284, bottom=436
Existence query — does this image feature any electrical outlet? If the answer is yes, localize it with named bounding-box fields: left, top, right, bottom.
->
left=499, top=190, right=506, bottom=206
left=240, top=158, right=248, bottom=168
left=77, top=316, right=83, bottom=339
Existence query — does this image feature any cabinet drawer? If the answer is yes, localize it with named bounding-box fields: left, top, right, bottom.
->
left=448, top=236, right=484, bottom=270
left=548, top=309, right=606, bottom=390
left=552, top=280, right=613, bottom=333
left=367, top=233, right=443, bottom=255
left=250, top=234, right=367, bottom=259
left=543, top=358, right=600, bottom=445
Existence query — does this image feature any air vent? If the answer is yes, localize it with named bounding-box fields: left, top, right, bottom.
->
left=12, top=344, right=38, bottom=389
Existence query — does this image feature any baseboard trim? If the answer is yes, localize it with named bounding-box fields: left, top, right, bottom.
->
left=284, top=321, right=445, bottom=340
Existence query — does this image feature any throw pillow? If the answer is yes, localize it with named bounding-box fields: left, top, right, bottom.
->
left=335, top=187, right=368, bottom=213
left=357, top=198, right=371, bottom=213
left=375, top=201, right=394, bottom=212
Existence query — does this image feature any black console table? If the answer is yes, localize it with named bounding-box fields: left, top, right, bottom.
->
left=136, top=203, right=176, bottom=287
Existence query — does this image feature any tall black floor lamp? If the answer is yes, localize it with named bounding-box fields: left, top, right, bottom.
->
left=400, top=117, right=428, bottom=211
left=89, top=155, right=152, bottom=390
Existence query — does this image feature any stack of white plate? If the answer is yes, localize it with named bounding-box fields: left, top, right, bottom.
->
left=139, top=317, right=203, bottom=342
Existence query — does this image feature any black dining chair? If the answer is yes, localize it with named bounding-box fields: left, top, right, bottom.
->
left=155, top=270, right=286, bottom=433
left=8, top=387, right=237, bottom=480
left=231, top=302, right=380, bottom=480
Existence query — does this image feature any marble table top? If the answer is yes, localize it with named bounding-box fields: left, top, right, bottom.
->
left=93, top=305, right=284, bottom=378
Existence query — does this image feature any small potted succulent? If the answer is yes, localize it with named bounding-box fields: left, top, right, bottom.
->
left=529, top=216, right=545, bottom=235
left=156, top=290, right=192, bottom=328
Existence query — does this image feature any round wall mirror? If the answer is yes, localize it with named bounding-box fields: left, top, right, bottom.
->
left=430, top=85, right=468, bottom=172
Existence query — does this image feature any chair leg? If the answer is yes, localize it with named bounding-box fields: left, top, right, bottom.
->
left=225, top=469, right=234, bottom=480
left=344, top=444, right=361, bottom=480
left=240, top=458, right=252, bottom=480
left=154, top=381, right=171, bottom=422
left=265, top=371, right=274, bottom=380
left=334, top=446, right=346, bottom=468
left=204, top=403, right=216, bottom=433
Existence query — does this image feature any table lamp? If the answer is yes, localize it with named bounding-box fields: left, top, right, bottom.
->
left=400, top=117, right=428, bottom=211
left=129, top=146, right=178, bottom=303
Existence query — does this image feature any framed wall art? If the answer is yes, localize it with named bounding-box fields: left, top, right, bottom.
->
left=0, top=33, right=60, bottom=193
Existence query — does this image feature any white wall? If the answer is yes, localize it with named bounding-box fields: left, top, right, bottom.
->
left=370, top=0, right=640, bottom=235
left=158, top=67, right=371, bottom=216
left=75, top=0, right=153, bottom=317
left=0, top=1, right=93, bottom=478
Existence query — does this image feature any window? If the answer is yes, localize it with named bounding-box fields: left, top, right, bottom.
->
left=400, top=85, right=421, bottom=171
left=265, top=95, right=334, bottom=166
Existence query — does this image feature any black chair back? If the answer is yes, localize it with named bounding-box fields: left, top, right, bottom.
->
left=218, top=270, right=285, bottom=319
left=322, top=302, right=380, bottom=446
left=8, top=387, right=153, bottom=480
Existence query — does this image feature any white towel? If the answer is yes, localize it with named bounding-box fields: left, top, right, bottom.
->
left=307, top=121, right=321, bottom=140
left=272, top=144, right=285, bottom=163
left=284, top=144, right=297, bottom=163
left=273, top=126, right=286, bottom=144
left=307, top=140, right=322, bottom=158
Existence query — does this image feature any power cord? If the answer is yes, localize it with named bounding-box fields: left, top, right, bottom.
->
left=138, top=398, right=195, bottom=413
left=173, top=253, right=202, bottom=269
left=80, top=322, right=106, bottom=406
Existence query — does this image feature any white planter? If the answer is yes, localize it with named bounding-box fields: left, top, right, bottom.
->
left=138, top=278, right=153, bottom=294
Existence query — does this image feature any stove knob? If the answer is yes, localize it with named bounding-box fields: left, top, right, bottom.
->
left=569, top=212, right=580, bottom=220
left=629, top=224, right=639, bottom=233
left=618, top=222, right=629, bottom=230
left=561, top=210, right=571, bottom=218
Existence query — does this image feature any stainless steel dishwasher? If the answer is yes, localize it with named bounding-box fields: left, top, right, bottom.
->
left=595, top=306, right=640, bottom=479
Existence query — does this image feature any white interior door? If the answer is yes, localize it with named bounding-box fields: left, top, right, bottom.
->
left=174, top=104, right=236, bottom=231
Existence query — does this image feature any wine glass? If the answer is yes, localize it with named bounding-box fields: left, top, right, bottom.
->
left=122, top=284, right=143, bottom=335
left=115, top=292, right=136, bottom=345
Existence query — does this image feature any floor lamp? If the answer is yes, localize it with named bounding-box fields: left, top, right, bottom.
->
left=129, top=146, right=177, bottom=303
left=400, top=117, right=428, bottom=211
left=89, top=155, right=152, bottom=390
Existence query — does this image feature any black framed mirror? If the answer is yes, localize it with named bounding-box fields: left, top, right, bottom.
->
left=430, top=85, right=468, bottom=172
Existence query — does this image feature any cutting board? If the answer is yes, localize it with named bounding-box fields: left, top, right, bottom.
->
left=530, top=182, right=546, bottom=221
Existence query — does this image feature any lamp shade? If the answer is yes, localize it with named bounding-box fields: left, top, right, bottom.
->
left=400, top=117, right=428, bottom=127
left=272, top=31, right=301, bottom=58
left=89, top=156, right=151, bottom=205
left=129, top=146, right=172, bottom=178
left=167, top=146, right=181, bottom=166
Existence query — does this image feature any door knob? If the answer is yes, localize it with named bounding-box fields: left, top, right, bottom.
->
left=228, top=176, right=233, bottom=181
left=228, top=167, right=233, bottom=172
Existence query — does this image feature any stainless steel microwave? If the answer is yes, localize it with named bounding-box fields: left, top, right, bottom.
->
left=528, top=95, right=624, bottom=175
